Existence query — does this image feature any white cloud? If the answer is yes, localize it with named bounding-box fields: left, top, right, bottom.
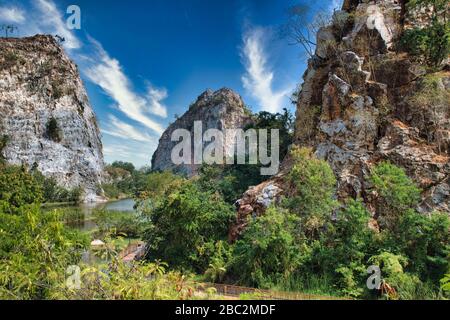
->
left=85, top=38, right=166, bottom=135
left=241, top=27, right=292, bottom=113
left=2, top=0, right=167, bottom=167
left=103, top=141, right=155, bottom=167
left=147, top=85, right=169, bottom=118
left=102, top=115, right=153, bottom=142
left=0, top=6, right=25, bottom=23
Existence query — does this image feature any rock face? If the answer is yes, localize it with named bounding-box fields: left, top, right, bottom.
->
left=231, top=0, right=450, bottom=240
left=151, top=88, right=253, bottom=176
left=0, top=35, right=105, bottom=202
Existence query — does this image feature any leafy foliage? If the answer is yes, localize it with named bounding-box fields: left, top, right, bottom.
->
left=230, top=207, right=304, bottom=288
left=401, top=0, right=450, bottom=68
left=102, top=162, right=149, bottom=199
left=46, top=117, right=62, bottom=142
left=370, top=162, right=421, bottom=231
left=246, top=108, right=295, bottom=161
left=94, top=209, right=144, bottom=238
left=143, top=180, right=234, bottom=272
left=0, top=164, right=43, bottom=214
left=32, top=170, right=82, bottom=203
left=0, top=174, right=87, bottom=299
left=283, top=147, right=338, bottom=238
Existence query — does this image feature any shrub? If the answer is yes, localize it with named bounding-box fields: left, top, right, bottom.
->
left=45, top=117, right=62, bottom=142
left=230, top=207, right=306, bottom=288
left=196, top=164, right=264, bottom=204
left=144, top=180, right=234, bottom=272
left=94, top=209, right=144, bottom=238
left=0, top=164, right=43, bottom=214
left=370, top=162, right=421, bottom=231
left=0, top=205, right=87, bottom=299
left=390, top=210, right=450, bottom=282
left=441, top=273, right=450, bottom=295
left=32, top=171, right=81, bottom=203
left=369, top=252, right=422, bottom=300
left=283, top=147, right=338, bottom=238
left=401, top=0, right=450, bottom=68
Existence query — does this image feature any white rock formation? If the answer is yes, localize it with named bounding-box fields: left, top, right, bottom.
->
left=0, top=35, right=105, bottom=202
left=151, top=88, right=253, bottom=176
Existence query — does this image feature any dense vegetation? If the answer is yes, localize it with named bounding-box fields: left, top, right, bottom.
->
left=1, top=137, right=449, bottom=300
left=138, top=147, right=450, bottom=300
left=0, top=163, right=197, bottom=300
left=101, top=161, right=149, bottom=200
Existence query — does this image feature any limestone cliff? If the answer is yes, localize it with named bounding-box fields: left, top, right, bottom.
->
left=0, top=35, right=105, bottom=202
left=151, top=88, right=253, bottom=176
left=231, top=0, right=450, bottom=240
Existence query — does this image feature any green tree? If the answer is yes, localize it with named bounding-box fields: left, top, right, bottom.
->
left=283, top=147, right=338, bottom=238
left=370, top=162, right=421, bottom=231
left=231, top=207, right=305, bottom=288
left=388, top=210, right=450, bottom=282
left=0, top=164, right=43, bottom=214
left=247, top=109, right=295, bottom=161
left=111, top=161, right=135, bottom=173
left=144, top=181, right=234, bottom=272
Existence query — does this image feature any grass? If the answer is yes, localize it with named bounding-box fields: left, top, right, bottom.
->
left=270, top=273, right=342, bottom=298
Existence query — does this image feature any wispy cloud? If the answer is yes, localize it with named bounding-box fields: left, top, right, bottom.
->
left=4, top=0, right=167, bottom=166
left=85, top=38, right=166, bottom=135
left=146, top=85, right=169, bottom=118
left=0, top=6, right=25, bottom=23
left=241, top=27, right=292, bottom=113
left=103, top=141, right=154, bottom=166
left=102, top=115, right=153, bottom=143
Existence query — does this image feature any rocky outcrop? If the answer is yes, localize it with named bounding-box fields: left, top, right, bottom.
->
left=0, top=35, right=105, bottom=202
left=231, top=0, right=450, bottom=240
left=151, top=88, right=253, bottom=176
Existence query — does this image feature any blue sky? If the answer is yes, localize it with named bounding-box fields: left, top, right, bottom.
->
left=0, top=0, right=342, bottom=167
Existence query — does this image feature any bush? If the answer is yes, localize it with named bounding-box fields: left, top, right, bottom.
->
left=370, top=162, right=421, bottom=231
left=389, top=210, right=450, bottom=282
left=196, top=164, right=264, bottom=204
left=283, top=147, right=338, bottom=238
left=230, top=207, right=306, bottom=288
left=45, top=117, right=62, bottom=142
left=0, top=205, right=87, bottom=299
left=32, top=171, right=81, bottom=203
left=144, top=180, right=234, bottom=272
left=369, top=252, right=422, bottom=300
left=94, top=209, right=144, bottom=238
left=0, top=164, right=43, bottom=214
left=401, top=0, right=450, bottom=68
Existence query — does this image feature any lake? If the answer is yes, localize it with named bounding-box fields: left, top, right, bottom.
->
left=45, top=198, right=137, bottom=233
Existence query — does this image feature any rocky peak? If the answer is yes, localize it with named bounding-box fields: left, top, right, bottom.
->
left=151, top=88, right=253, bottom=176
left=231, top=0, right=450, bottom=240
left=0, top=35, right=105, bottom=202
